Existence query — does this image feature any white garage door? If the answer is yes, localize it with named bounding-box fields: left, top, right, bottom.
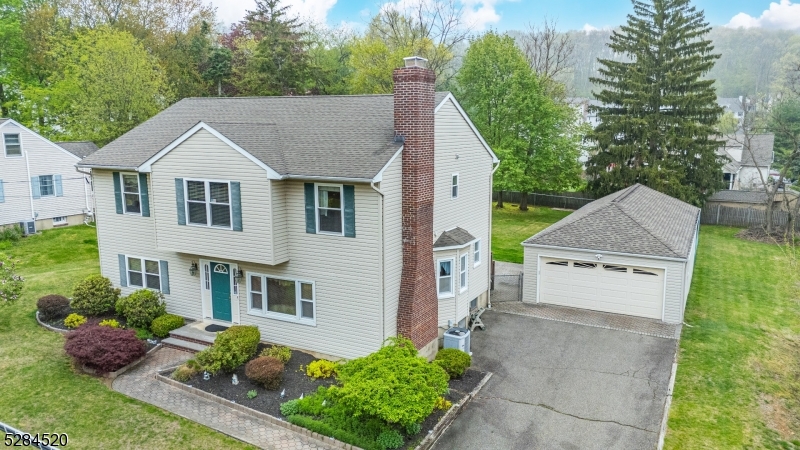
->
left=539, top=257, right=665, bottom=319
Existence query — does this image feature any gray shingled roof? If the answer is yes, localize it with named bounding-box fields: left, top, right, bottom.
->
left=707, top=190, right=768, bottom=204
left=434, top=227, right=476, bottom=248
left=56, top=141, right=99, bottom=159
left=523, top=184, right=700, bottom=259
left=721, top=134, right=775, bottom=167
left=79, top=92, right=452, bottom=179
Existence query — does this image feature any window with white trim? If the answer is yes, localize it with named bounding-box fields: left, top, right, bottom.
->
left=247, top=273, right=315, bottom=322
left=52, top=216, right=67, bottom=226
left=460, top=253, right=468, bottom=292
left=122, top=174, right=141, bottom=214
left=127, top=256, right=161, bottom=290
left=437, top=259, right=454, bottom=297
left=186, top=179, right=231, bottom=228
left=451, top=174, right=459, bottom=198
left=473, top=239, right=481, bottom=266
left=39, top=175, right=54, bottom=197
left=4, top=134, right=21, bottom=156
left=316, top=184, right=343, bottom=234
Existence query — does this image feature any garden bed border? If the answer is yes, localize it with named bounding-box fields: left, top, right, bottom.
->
left=156, top=367, right=493, bottom=450
left=35, top=311, right=70, bottom=334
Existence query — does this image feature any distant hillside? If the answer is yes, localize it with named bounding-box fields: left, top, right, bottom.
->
left=511, top=27, right=800, bottom=99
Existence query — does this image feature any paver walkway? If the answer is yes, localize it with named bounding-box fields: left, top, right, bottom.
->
left=491, top=301, right=682, bottom=339
left=112, top=347, right=332, bottom=450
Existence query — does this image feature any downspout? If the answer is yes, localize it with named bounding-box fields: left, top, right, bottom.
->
left=488, top=161, right=500, bottom=308
left=370, top=180, right=385, bottom=340
left=24, top=148, right=35, bottom=221
left=75, top=167, right=92, bottom=217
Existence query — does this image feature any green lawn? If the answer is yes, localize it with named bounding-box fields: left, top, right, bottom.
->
left=490, top=203, right=571, bottom=263
left=0, top=226, right=252, bottom=449
left=666, top=226, right=800, bottom=449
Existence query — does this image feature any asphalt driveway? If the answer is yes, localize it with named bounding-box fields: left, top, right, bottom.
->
left=434, top=311, right=677, bottom=450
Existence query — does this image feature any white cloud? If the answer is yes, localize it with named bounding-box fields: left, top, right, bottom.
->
left=582, top=23, right=599, bottom=32
left=726, top=0, right=800, bottom=30
left=210, top=0, right=337, bottom=27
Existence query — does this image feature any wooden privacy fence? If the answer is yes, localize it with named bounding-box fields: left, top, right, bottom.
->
left=493, top=191, right=595, bottom=210
left=700, top=203, right=800, bottom=230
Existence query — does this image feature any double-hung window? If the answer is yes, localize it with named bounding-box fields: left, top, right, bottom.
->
left=4, top=134, right=21, bottom=157
left=473, top=239, right=481, bottom=267
left=39, top=175, right=55, bottom=197
left=127, top=256, right=161, bottom=290
left=460, top=254, right=468, bottom=292
left=451, top=174, right=459, bottom=198
left=186, top=180, right=231, bottom=228
left=438, top=259, right=454, bottom=298
left=247, top=273, right=315, bottom=323
left=122, top=174, right=141, bottom=214
left=316, top=184, right=343, bottom=234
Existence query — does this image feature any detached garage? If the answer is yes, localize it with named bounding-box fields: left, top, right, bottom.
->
left=521, top=184, right=700, bottom=324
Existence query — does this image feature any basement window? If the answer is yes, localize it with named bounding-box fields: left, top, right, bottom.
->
left=633, top=269, right=658, bottom=276
left=573, top=262, right=597, bottom=269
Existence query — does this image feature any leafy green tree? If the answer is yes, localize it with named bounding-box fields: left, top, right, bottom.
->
left=46, top=27, right=170, bottom=145
left=457, top=31, right=583, bottom=210
left=0, top=0, right=25, bottom=117
left=305, top=23, right=353, bottom=95
left=203, top=46, right=232, bottom=96
left=586, top=0, right=724, bottom=205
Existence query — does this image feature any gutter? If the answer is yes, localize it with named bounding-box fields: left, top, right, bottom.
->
left=520, top=242, right=689, bottom=263
left=24, top=146, right=35, bottom=221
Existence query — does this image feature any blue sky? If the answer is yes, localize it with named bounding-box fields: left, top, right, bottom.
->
left=214, top=0, right=800, bottom=33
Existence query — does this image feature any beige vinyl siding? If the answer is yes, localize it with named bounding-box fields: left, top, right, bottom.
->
left=93, top=170, right=202, bottom=319
left=270, top=180, right=289, bottom=263
left=0, top=122, right=89, bottom=225
left=237, top=180, right=384, bottom=359
left=522, top=246, right=687, bottom=323
left=150, top=129, right=280, bottom=265
left=381, top=156, right=403, bottom=339
left=433, top=98, right=493, bottom=327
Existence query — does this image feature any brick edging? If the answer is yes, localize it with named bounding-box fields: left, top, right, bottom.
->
left=414, top=372, right=493, bottom=450
left=155, top=369, right=359, bottom=450
left=156, top=368, right=493, bottom=450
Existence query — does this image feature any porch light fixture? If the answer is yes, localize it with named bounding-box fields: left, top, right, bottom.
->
left=233, top=268, right=244, bottom=284
left=189, top=261, right=198, bottom=276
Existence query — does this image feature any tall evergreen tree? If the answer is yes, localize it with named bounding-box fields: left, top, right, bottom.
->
left=586, top=0, right=724, bottom=205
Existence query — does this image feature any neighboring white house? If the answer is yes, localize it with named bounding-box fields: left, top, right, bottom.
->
left=522, top=184, right=700, bottom=324
left=0, top=119, right=96, bottom=231
left=718, top=134, right=775, bottom=190
left=77, top=57, right=498, bottom=360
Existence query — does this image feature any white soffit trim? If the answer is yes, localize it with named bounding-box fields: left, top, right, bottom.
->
left=138, top=121, right=282, bottom=179
left=0, top=119, right=82, bottom=161
left=435, top=93, right=500, bottom=164
left=372, top=145, right=403, bottom=183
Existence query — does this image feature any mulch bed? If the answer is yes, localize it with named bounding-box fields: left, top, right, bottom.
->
left=736, top=226, right=797, bottom=244
left=39, top=309, right=161, bottom=351
left=168, top=347, right=486, bottom=449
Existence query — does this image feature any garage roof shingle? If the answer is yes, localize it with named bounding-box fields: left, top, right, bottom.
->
left=523, top=184, right=700, bottom=259
left=78, top=92, right=452, bottom=180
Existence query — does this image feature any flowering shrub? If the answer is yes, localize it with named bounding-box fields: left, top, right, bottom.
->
left=64, top=324, right=146, bottom=374
left=0, top=256, right=24, bottom=305
left=64, top=313, right=87, bottom=329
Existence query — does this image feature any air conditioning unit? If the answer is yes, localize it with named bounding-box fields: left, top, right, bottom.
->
left=19, top=220, right=36, bottom=236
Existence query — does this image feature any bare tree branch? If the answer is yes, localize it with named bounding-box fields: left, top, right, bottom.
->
left=520, top=17, right=575, bottom=97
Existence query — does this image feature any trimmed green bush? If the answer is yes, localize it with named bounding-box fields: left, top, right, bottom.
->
left=0, top=224, right=23, bottom=242
left=37, top=294, right=70, bottom=321
left=404, top=422, right=421, bottom=436
left=71, top=275, right=120, bottom=316
left=151, top=314, right=184, bottom=338
left=115, top=289, right=166, bottom=329
left=333, top=337, right=449, bottom=428
left=376, top=430, right=403, bottom=450
left=99, top=319, right=121, bottom=328
left=260, top=345, right=292, bottom=364
left=433, top=348, right=471, bottom=378
left=245, top=356, right=284, bottom=390
left=133, top=327, right=153, bottom=340
left=171, top=363, right=199, bottom=382
left=280, top=399, right=300, bottom=416
left=64, top=313, right=87, bottom=329
left=287, top=415, right=380, bottom=450
left=306, top=359, right=337, bottom=379
left=195, top=325, right=260, bottom=374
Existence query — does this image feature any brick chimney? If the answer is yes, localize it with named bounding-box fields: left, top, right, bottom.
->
left=395, top=56, right=438, bottom=355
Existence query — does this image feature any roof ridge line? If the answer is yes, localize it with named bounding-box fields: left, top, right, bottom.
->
left=612, top=184, right=640, bottom=203
left=613, top=203, right=681, bottom=257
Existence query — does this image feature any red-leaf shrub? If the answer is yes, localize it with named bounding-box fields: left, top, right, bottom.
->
left=245, top=356, right=284, bottom=390
left=64, top=324, right=146, bottom=374
left=37, top=294, right=70, bottom=321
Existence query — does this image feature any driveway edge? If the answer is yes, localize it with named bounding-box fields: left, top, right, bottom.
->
left=418, top=372, right=493, bottom=450
left=657, top=341, right=680, bottom=450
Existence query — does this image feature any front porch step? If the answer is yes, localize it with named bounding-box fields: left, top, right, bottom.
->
left=168, top=325, right=217, bottom=346
left=162, top=337, right=209, bottom=353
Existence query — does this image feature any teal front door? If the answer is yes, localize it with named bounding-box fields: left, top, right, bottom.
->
left=210, top=262, right=232, bottom=322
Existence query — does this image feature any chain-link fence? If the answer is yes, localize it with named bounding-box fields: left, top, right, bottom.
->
left=491, top=273, right=523, bottom=302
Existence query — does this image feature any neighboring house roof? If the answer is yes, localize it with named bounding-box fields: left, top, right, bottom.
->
left=523, top=184, right=700, bottom=259
left=56, top=141, right=99, bottom=159
left=434, top=227, right=476, bottom=249
left=78, top=92, right=467, bottom=180
left=720, top=134, right=775, bottom=167
left=722, top=159, right=741, bottom=174
left=718, top=97, right=744, bottom=115
left=707, top=190, right=768, bottom=204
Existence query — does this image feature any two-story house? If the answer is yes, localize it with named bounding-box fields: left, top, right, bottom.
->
left=718, top=133, right=775, bottom=190
left=0, top=119, right=96, bottom=231
left=78, top=57, right=498, bottom=360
